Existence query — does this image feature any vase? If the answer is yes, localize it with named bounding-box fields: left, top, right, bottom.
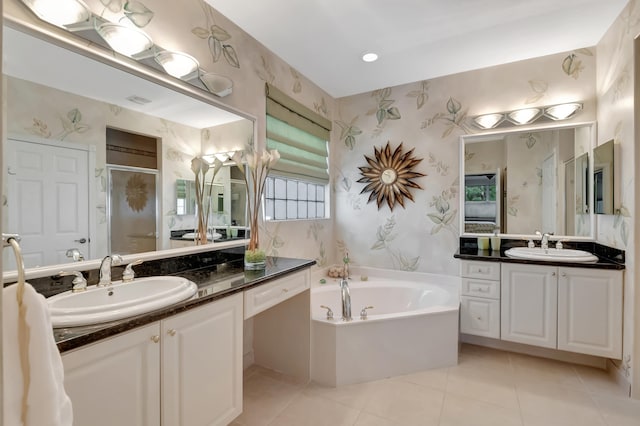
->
left=244, top=248, right=266, bottom=270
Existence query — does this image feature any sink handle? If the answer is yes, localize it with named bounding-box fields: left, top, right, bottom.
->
left=59, top=270, right=87, bottom=293
left=122, top=259, right=144, bottom=283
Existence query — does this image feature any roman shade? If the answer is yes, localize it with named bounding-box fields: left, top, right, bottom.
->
left=265, top=83, right=331, bottom=184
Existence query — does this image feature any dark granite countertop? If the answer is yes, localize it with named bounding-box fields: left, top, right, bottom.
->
left=454, top=239, right=625, bottom=271
left=54, top=256, right=315, bottom=352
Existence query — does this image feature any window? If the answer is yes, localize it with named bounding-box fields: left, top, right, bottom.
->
left=264, top=176, right=326, bottom=220
left=265, top=83, right=331, bottom=220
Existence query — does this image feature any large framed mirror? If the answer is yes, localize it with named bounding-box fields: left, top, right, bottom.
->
left=2, top=19, right=254, bottom=274
left=460, top=122, right=595, bottom=239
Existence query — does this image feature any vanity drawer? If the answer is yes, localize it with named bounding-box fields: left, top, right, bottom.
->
left=460, top=260, right=500, bottom=281
left=244, top=270, right=309, bottom=319
left=462, top=278, right=500, bottom=299
left=460, top=296, right=500, bottom=339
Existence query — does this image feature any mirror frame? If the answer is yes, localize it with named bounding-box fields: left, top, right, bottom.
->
left=2, top=17, right=257, bottom=282
left=459, top=120, right=596, bottom=241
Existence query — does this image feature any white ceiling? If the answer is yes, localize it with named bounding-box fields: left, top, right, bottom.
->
left=206, top=0, right=629, bottom=98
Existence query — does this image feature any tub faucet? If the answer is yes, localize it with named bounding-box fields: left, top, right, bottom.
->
left=340, top=278, right=352, bottom=321
left=98, top=254, right=123, bottom=287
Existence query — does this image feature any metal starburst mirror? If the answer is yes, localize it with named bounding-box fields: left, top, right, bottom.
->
left=357, top=142, right=425, bottom=210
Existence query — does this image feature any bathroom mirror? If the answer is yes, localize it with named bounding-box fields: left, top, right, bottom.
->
left=2, top=21, right=254, bottom=272
left=460, top=122, right=595, bottom=239
left=593, top=139, right=614, bottom=215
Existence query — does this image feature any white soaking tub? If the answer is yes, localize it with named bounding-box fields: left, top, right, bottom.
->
left=311, top=267, right=460, bottom=386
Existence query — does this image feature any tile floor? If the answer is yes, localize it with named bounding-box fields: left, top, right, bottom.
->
left=231, top=344, right=640, bottom=426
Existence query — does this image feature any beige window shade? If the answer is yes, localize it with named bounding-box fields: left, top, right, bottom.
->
left=265, top=83, right=331, bottom=183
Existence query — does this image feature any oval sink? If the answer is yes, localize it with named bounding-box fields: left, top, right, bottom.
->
left=48, top=276, right=198, bottom=328
left=504, top=247, right=598, bottom=263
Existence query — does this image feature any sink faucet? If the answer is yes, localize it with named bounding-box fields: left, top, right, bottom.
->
left=98, top=254, right=123, bottom=287
left=339, top=278, right=352, bottom=321
left=535, top=231, right=552, bottom=250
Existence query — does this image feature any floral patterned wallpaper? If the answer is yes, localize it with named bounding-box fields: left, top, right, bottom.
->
left=596, top=0, right=638, bottom=392
left=335, top=50, right=596, bottom=276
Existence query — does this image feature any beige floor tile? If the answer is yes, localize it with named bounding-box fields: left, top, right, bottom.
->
left=446, top=363, right=520, bottom=410
left=353, top=412, right=396, bottom=426
left=268, top=393, right=360, bottom=426
left=392, top=366, right=449, bottom=391
left=236, top=372, right=303, bottom=426
left=510, top=353, right=585, bottom=390
left=574, top=365, right=629, bottom=397
left=363, top=379, right=444, bottom=426
left=458, top=344, right=513, bottom=372
left=593, top=394, right=640, bottom=426
left=303, top=380, right=379, bottom=410
left=439, top=393, right=523, bottom=426
left=517, top=381, right=606, bottom=426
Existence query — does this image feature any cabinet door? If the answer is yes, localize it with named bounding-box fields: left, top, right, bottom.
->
left=558, top=268, right=623, bottom=359
left=162, top=293, right=243, bottom=426
left=62, top=323, right=161, bottom=426
left=501, top=264, right=557, bottom=348
left=460, top=296, right=500, bottom=338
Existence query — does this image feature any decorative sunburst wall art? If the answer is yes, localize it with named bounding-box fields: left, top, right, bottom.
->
left=358, top=142, right=425, bottom=210
left=125, top=174, right=149, bottom=212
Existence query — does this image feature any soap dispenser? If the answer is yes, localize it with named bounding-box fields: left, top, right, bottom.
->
left=490, top=231, right=501, bottom=251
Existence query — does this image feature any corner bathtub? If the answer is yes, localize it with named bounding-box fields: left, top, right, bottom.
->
left=310, top=268, right=460, bottom=386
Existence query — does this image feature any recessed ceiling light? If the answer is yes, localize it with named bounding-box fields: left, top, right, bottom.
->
left=362, top=52, right=378, bottom=63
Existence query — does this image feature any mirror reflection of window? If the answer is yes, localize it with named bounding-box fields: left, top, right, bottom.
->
left=464, top=172, right=500, bottom=234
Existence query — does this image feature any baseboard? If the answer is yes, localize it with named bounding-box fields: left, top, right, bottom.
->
left=460, top=334, right=608, bottom=368
left=607, top=358, right=632, bottom=397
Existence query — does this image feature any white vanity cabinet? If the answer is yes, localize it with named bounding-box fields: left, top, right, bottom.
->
left=501, top=264, right=557, bottom=348
left=459, top=260, right=501, bottom=339
left=62, top=293, right=243, bottom=426
left=501, top=263, right=623, bottom=359
left=557, top=267, right=623, bottom=358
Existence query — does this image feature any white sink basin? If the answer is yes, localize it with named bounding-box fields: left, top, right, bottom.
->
left=504, top=247, right=598, bottom=263
left=181, top=232, right=222, bottom=240
left=48, top=276, right=198, bottom=328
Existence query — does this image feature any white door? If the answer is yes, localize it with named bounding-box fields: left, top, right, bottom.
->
left=62, top=323, right=161, bottom=426
left=162, top=293, right=243, bottom=426
left=501, top=264, right=558, bottom=349
left=558, top=268, right=623, bottom=359
left=6, top=137, right=91, bottom=268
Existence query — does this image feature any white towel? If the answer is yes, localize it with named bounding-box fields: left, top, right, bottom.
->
left=3, top=282, right=73, bottom=426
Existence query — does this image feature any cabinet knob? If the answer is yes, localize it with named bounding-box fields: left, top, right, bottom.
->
left=552, top=272, right=556, bottom=277
left=476, top=316, right=482, bottom=321
left=150, top=335, right=160, bottom=343
left=282, top=288, right=289, bottom=293
left=167, top=329, right=177, bottom=337
left=561, top=272, right=567, bottom=277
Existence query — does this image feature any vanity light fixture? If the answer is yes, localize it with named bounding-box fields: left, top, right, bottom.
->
left=473, top=113, right=505, bottom=129
left=20, top=0, right=91, bottom=27
left=199, top=72, right=233, bottom=97
left=507, top=107, right=542, bottom=125
left=154, top=51, right=199, bottom=79
left=362, top=52, right=379, bottom=62
left=96, top=23, right=153, bottom=57
left=544, top=102, right=583, bottom=120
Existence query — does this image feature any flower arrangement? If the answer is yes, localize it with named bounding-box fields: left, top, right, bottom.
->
left=190, top=156, right=223, bottom=245
left=232, top=148, right=280, bottom=266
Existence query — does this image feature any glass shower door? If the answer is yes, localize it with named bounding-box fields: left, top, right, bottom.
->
left=108, top=166, right=159, bottom=255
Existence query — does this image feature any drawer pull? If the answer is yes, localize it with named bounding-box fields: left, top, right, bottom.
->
left=151, top=335, right=160, bottom=344
left=476, top=316, right=482, bottom=321
left=167, top=329, right=177, bottom=337
left=561, top=272, right=567, bottom=277
left=472, top=286, right=488, bottom=292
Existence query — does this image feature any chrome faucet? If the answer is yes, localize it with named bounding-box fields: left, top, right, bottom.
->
left=339, top=278, right=352, bottom=321
left=98, top=254, right=123, bottom=287
left=535, top=231, right=552, bottom=250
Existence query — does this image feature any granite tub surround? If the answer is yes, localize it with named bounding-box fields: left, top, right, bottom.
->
left=42, top=251, right=314, bottom=352
left=455, top=237, right=625, bottom=270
